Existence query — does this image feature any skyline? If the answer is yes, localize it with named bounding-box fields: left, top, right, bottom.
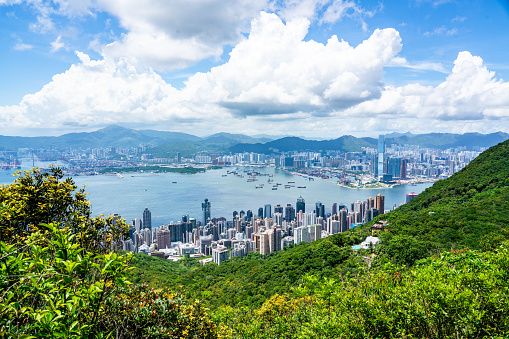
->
left=1, top=0, right=509, bottom=138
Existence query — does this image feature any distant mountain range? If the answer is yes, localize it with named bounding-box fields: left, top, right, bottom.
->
left=0, top=125, right=507, bottom=154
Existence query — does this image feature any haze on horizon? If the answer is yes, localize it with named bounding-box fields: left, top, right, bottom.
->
left=0, top=0, right=508, bottom=138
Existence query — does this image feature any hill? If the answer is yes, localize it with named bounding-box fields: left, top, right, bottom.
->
left=229, top=132, right=509, bottom=154
left=130, top=139, right=509, bottom=310
left=229, top=135, right=377, bottom=154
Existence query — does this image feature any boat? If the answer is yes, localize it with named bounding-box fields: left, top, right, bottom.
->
left=172, top=181, right=177, bottom=183
left=256, top=184, right=264, bottom=188
left=288, top=181, right=295, bottom=183
left=272, top=187, right=277, bottom=190
left=297, top=186, right=306, bottom=188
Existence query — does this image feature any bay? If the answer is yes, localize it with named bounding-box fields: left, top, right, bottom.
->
left=0, top=160, right=433, bottom=227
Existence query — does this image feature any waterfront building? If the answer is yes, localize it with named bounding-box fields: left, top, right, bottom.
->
left=296, top=196, right=305, bottom=213
left=202, top=198, right=211, bottom=225
left=142, top=208, right=152, bottom=231
left=378, top=135, right=385, bottom=178
left=375, top=194, right=385, bottom=215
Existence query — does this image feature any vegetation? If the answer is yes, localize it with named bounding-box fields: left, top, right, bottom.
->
left=0, top=169, right=216, bottom=338
left=1, top=139, right=509, bottom=337
left=218, top=245, right=509, bottom=338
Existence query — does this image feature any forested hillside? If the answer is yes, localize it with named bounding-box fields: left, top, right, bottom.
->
left=1, top=139, right=508, bottom=338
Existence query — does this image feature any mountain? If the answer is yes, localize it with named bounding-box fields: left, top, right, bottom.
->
left=229, top=132, right=509, bottom=153
left=0, top=125, right=201, bottom=150
left=229, top=135, right=377, bottom=154
left=386, top=131, right=509, bottom=150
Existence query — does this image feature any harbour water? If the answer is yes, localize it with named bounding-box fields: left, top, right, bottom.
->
left=0, top=160, right=433, bottom=226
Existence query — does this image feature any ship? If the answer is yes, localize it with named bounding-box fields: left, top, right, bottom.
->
left=297, top=186, right=306, bottom=188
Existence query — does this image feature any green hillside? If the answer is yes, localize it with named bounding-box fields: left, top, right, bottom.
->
left=130, top=139, right=509, bottom=310
left=2, top=140, right=509, bottom=338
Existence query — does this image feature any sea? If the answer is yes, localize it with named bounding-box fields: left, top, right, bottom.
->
left=0, top=159, right=433, bottom=227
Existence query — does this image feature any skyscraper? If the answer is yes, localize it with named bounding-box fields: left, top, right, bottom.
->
left=296, top=196, right=305, bottom=213
left=257, top=207, right=264, bottom=219
left=378, top=135, right=385, bottom=178
left=375, top=194, right=385, bottom=215
left=142, top=208, right=151, bottom=231
left=264, top=204, right=272, bottom=219
left=315, top=201, right=325, bottom=218
left=284, top=204, right=296, bottom=221
left=202, top=198, right=211, bottom=225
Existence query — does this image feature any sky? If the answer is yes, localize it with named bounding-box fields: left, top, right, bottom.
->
left=1, top=0, right=509, bottom=138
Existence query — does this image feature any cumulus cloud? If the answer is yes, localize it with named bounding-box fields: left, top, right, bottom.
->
left=345, top=51, right=509, bottom=122
left=97, top=0, right=268, bottom=70
left=1, top=9, right=508, bottom=137
left=183, top=12, right=402, bottom=115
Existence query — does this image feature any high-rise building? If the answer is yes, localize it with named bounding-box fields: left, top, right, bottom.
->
left=202, top=199, right=211, bottom=225
left=378, top=135, right=385, bottom=178
left=274, top=204, right=283, bottom=215
left=296, top=196, right=305, bottom=213
left=142, top=208, right=151, bottom=231
left=212, top=245, right=228, bottom=265
left=406, top=192, right=418, bottom=203
left=132, top=218, right=142, bottom=232
left=258, top=207, right=264, bottom=219
left=157, top=229, right=171, bottom=250
left=332, top=203, right=337, bottom=216
left=284, top=204, right=296, bottom=222
left=401, top=158, right=407, bottom=179
left=315, top=201, right=325, bottom=219
left=264, top=204, right=272, bottom=219
left=375, top=194, right=385, bottom=215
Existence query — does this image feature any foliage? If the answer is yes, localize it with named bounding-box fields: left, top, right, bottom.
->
left=0, top=223, right=131, bottom=338
left=0, top=169, right=217, bottom=338
left=0, top=168, right=130, bottom=253
left=221, top=244, right=509, bottom=338
left=97, top=283, right=216, bottom=339
left=129, top=231, right=369, bottom=309
left=373, top=139, right=509, bottom=266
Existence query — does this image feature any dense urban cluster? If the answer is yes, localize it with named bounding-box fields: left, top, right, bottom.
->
left=121, top=190, right=398, bottom=266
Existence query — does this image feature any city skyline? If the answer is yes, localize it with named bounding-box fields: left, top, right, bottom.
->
left=1, top=1, right=508, bottom=138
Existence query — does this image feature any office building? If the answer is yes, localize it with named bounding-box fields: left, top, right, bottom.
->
left=375, top=194, right=385, bottom=215
left=296, top=196, right=305, bottom=213
left=202, top=198, right=211, bottom=225
left=142, top=208, right=151, bottom=231
left=378, top=135, right=385, bottom=178
left=285, top=204, right=296, bottom=222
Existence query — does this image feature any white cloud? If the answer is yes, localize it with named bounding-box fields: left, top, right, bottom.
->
left=345, top=51, right=509, bottom=122
left=183, top=13, right=402, bottom=114
left=96, top=0, right=268, bottom=71
left=50, top=35, right=65, bottom=52
left=423, top=25, right=458, bottom=37
left=273, top=0, right=377, bottom=30
left=1, top=9, right=509, bottom=138
left=13, top=41, right=33, bottom=51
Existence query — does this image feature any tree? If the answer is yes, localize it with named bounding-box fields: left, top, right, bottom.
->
left=0, top=167, right=129, bottom=253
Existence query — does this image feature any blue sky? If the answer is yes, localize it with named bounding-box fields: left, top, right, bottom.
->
left=1, top=0, right=508, bottom=138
